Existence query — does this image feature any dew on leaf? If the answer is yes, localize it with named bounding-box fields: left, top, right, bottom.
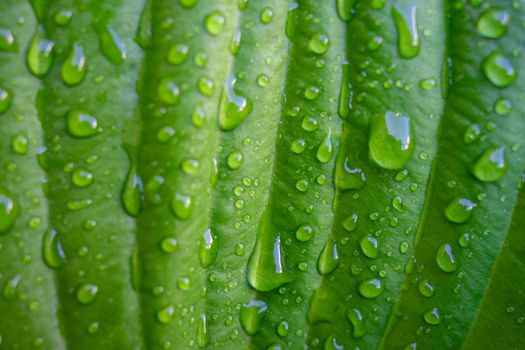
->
left=205, top=10, right=226, bottom=35
left=61, top=43, right=87, bottom=86
left=53, top=10, right=73, bottom=26
left=482, top=51, right=517, bottom=88
left=158, top=78, right=180, bottom=105
left=436, top=243, right=458, bottom=272
left=227, top=150, right=243, bottom=170
left=423, top=307, right=442, bottom=325
left=296, top=224, right=314, bottom=242
left=0, top=28, right=17, bottom=52
left=219, top=73, right=253, bottom=131
left=197, top=313, right=210, bottom=347
left=72, top=168, right=94, bottom=188
left=171, top=193, right=193, bottom=220
left=167, top=42, right=189, bottom=65
left=76, top=284, right=98, bottom=304
left=240, top=300, right=268, bottom=335
left=316, top=131, right=334, bottom=163
left=0, top=188, right=18, bottom=234
left=317, top=238, right=339, bottom=275
left=43, top=229, right=67, bottom=269
left=392, top=3, right=420, bottom=59
left=66, top=110, right=99, bottom=138
left=494, top=98, right=512, bottom=116
left=308, top=32, right=330, bottom=54
left=160, top=237, right=178, bottom=253
left=27, top=27, right=55, bottom=77
left=360, top=235, right=379, bottom=259
left=358, top=279, right=383, bottom=298
left=0, top=87, right=13, bottom=115
left=199, top=229, right=218, bottom=268
left=156, top=305, right=175, bottom=324
left=260, top=7, right=274, bottom=24
left=347, top=308, right=366, bottom=338
left=472, top=146, right=507, bottom=182
left=445, top=197, right=476, bottom=224
left=477, top=8, right=510, bottom=39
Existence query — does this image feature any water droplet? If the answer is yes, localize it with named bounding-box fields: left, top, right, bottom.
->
left=367, top=35, right=384, bottom=51
left=260, top=7, right=274, bottom=24
left=122, top=150, right=143, bottom=217
left=295, top=179, right=309, bottom=192
left=157, top=126, right=176, bottom=143
left=0, top=87, right=13, bottom=115
left=197, top=313, right=210, bottom=347
left=177, top=276, right=191, bottom=290
left=419, top=78, right=437, bottom=90
left=472, top=146, right=507, bottom=182
left=445, top=197, right=476, bottom=224
left=369, top=111, right=414, bottom=169
left=171, top=193, right=193, bottom=220
left=477, top=8, right=510, bottom=39
left=61, top=43, right=87, bottom=86
left=277, top=320, right=289, bottom=337
left=317, top=238, right=339, bottom=275
left=494, top=98, right=512, bottom=116
left=482, top=51, right=517, bottom=88
left=230, top=29, right=241, bottom=55
left=436, top=243, right=458, bottom=272
left=291, top=138, right=306, bottom=154
left=167, top=42, right=189, bottom=65
left=53, top=10, right=73, bottom=26
left=336, top=157, right=366, bottom=190
left=337, top=0, right=355, bottom=21
left=42, top=228, right=67, bottom=269
left=342, top=213, right=358, bottom=232
left=27, top=26, right=55, bottom=77
left=198, top=76, right=215, bottom=96
left=315, top=131, right=334, bottom=163
left=72, top=168, right=93, bottom=187
left=459, top=233, right=470, bottom=248
left=2, top=275, right=21, bottom=300
left=304, top=85, right=320, bottom=100
left=392, top=3, right=420, bottom=59
left=463, top=124, right=481, bottom=144
left=158, top=78, right=180, bottom=105
left=66, top=110, right=99, bottom=138
left=302, top=116, right=319, bottom=131
left=219, top=73, right=253, bottom=131
left=360, top=235, right=379, bottom=259
left=240, top=300, right=268, bottom=335
left=76, top=284, right=98, bottom=304
left=358, top=278, right=383, bottom=298
left=227, top=150, right=243, bottom=170
left=296, top=224, right=314, bottom=242
left=308, top=32, right=330, bottom=54
left=324, top=335, right=344, bottom=350
left=180, top=0, right=198, bottom=8
left=156, top=305, right=175, bottom=324
left=257, top=73, right=269, bottom=87
left=160, top=237, right=178, bottom=253
left=347, top=308, right=366, bottom=338
left=423, top=307, right=442, bottom=325
left=199, top=229, right=218, bottom=268
left=0, top=189, right=18, bottom=234
left=192, top=103, right=207, bottom=127
left=95, top=20, right=127, bottom=65
left=205, top=10, right=226, bottom=35
left=418, top=279, right=434, bottom=297
left=0, top=28, right=17, bottom=52
left=181, top=159, right=200, bottom=176
left=11, top=133, right=28, bottom=155
left=145, top=175, right=165, bottom=205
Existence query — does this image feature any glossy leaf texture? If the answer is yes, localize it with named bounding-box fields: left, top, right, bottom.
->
left=0, top=0, right=523, bottom=349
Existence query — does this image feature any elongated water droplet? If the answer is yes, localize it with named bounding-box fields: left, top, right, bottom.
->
left=336, top=156, right=366, bottom=190
left=2, top=275, right=21, bottom=300
left=230, top=29, right=241, bottom=55
left=482, top=51, right=517, bottom=88
left=358, top=278, right=383, bottom=298
left=260, top=7, right=274, bottom=24
left=360, top=235, right=379, bottom=259
left=96, top=20, right=127, bottom=65
left=472, top=146, right=507, bottom=182
left=171, top=193, right=193, bottom=220
left=66, top=110, right=99, bottom=138
left=27, top=26, right=55, bottom=77
left=445, top=197, right=476, bottom=224
left=145, top=175, right=165, bottom=205
left=324, top=335, right=343, bottom=350
left=342, top=213, right=358, bottom=232
left=369, top=111, right=414, bottom=169
left=336, top=0, right=355, bottom=21
left=347, top=308, right=366, bottom=338
left=338, top=63, right=351, bottom=119
left=316, top=131, right=334, bottom=163
left=419, top=279, right=434, bottom=297
left=436, top=243, right=458, bottom=272
left=0, top=87, right=13, bottom=115
left=205, top=10, right=226, bottom=35
left=219, top=73, right=253, bottom=131
left=240, top=300, right=268, bottom=335
left=43, top=229, right=67, bottom=269
left=0, top=188, right=18, bottom=234
left=477, top=8, right=510, bottom=39
left=392, top=3, right=420, bottom=59
left=0, top=28, right=17, bottom=52
left=122, top=162, right=143, bottom=217
left=317, top=238, right=339, bottom=275
left=76, top=284, right=98, bottom=304
left=61, top=43, right=87, bottom=86
left=423, top=307, right=442, bottom=325
left=11, top=133, right=29, bottom=155
left=227, top=150, right=243, bottom=170
left=199, top=229, right=218, bottom=268
left=197, top=313, right=210, bottom=347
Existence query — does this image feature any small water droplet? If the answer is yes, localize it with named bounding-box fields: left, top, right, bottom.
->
left=419, top=78, right=437, bottom=90
left=436, top=243, right=458, bottom=272
left=122, top=149, right=143, bottom=217
left=494, top=98, right=512, bottom=116
left=304, top=85, right=320, bottom=100
left=205, top=10, right=226, bottom=35
left=392, top=3, right=420, bottom=59
left=160, top=237, right=178, bottom=253
left=342, top=213, right=358, bottom=232
left=167, top=42, right=189, bottom=65
left=0, top=28, right=17, bottom=52
left=72, top=168, right=94, bottom=187
left=357, top=278, right=383, bottom=298
left=463, top=124, right=481, bottom=144
left=11, top=133, right=28, bottom=155
left=66, top=110, right=99, bottom=138
left=180, top=0, right=198, bottom=8
left=53, top=10, right=73, bottom=26
left=291, top=138, right=306, bottom=154
left=445, top=197, right=476, bottom=224
left=277, top=320, right=289, bottom=337
left=302, top=116, right=319, bottom=132
left=76, top=284, right=98, bottom=304
left=158, top=78, right=180, bottom=105
left=260, top=7, right=274, bottom=24
left=61, top=43, right=87, bottom=86
left=156, top=305, right=175, bottom=324
left=423, top=307, right=442, bottom=325
left=230, top=29, right=241, bottom=55
left=0, top=87, right=13, bottom=115
left=477, top=8, right=510, bottom=39
left=308, top=32, right=330, bottom=54
left=360, top=235, right=379, bottom=259
left=240, top=300, right=268, bottom=335
left=197, top=76, right=215, bottom=96
left=2, top=275, right=21, bottom=300
left=472, top=146, right=507, bottom=182
left=296, top=224, right=314, bottom=242
left=171, top=193, right=193, bottom=220
left=418, top=279, right=434, bottom=297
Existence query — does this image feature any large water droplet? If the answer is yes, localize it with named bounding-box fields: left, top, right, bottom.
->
left=316, top=131, right=334, bottom=163
left=436, top=243, right=458, bottom=272
left=205, top=10, right=226, bottom=35
left=43, top=228, right=67, bottom=269
left=477, top=8, right=510, bottom=39
left=358, top=278, right=383, bottom=298
left=360, top=235, right=379, bottom=259
left=347, top=308, right=366, bottom=338
left=369, top=111, right=414, bottom=169
left=0, top=28, right=17, bottom=52
left=76, top=284, right=98, bottom=304
left=95, top=17, right=127, bottom=65
left=308, top=32, right=330, bottom=54
left=66, top=110, right=99, bottom=138
left=27, top=26, right=55, bottom=77
left=296, top=224, right=314, bottom=242
left=240, top=300, right=268, bottom=335
left=445, top=197, right=476, bottom=224
left=72, top=168, right=94, bottom=188
left=61, top=43, right=87, bottom=86
left=219, top=73, right=253, bottom=131
left=317, top=238, right=339, bottom=275
left=482, top=51, right=517, bottom=88
left=423, top=307, right=442, bottom=325
left=336, top=0, right=356, bottom=21
left=227, top=150, right=244, bottom=170
left=0, top=87, right=13, bottom=115
left=167, top=42, right=189, bottom=65
left=392, top=3, right=420, bottom=59
left=199, top=229, right=218, bottom=268
left=472, top=146, right=507, bottom=182
left=0, top=188, right=18, bottom=234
